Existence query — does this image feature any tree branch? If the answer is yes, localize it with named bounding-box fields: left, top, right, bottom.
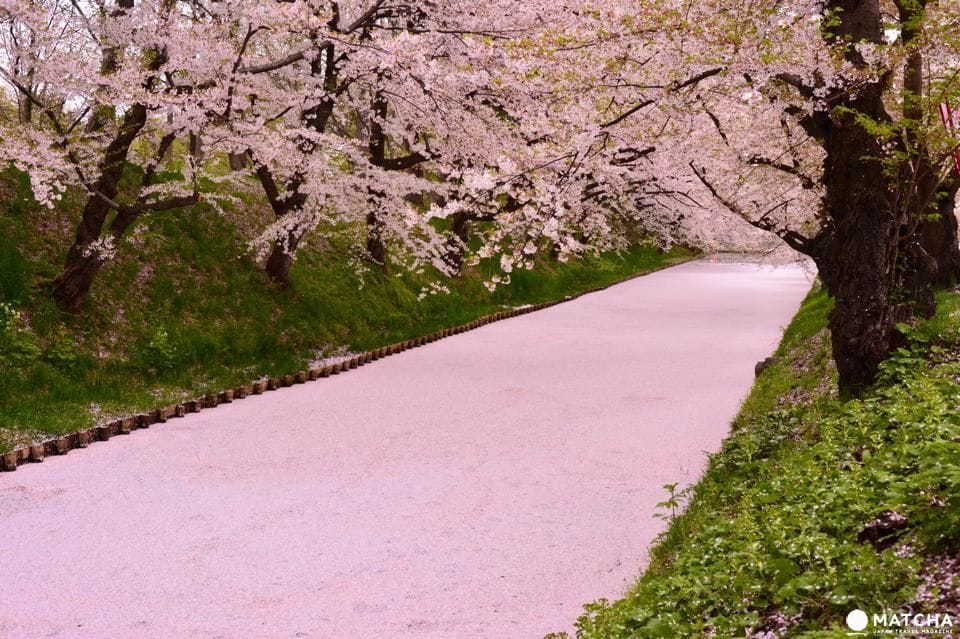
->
left=774, top=73, right=817, bottom=100
left=747, top=155, right=817, bottom=190
left=344, top=0, right=388, bottom=33
left=380, top=151, right=430, bottom=171
left=238, top=47, right=311, bottom=75
left=672, top=66, right=724, bottom=91
left=601, top=99, right=654, bottom=129
left=601, top=67, right=723, bottom=129
left=689, top=161, right=812, bottom=252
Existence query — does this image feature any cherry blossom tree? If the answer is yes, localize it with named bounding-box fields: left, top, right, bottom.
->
left=681, top=0, right=960, bottom=391
left=194, top=0, right=648, bottom=289
left=549, top=0, right=960, bottom=391
left=0, top=0, right=717, bottom=305
left=0, top=0, right=240, bottom=310
left=10, top=0, right=959, bottom=395
left=170, top=0, right=547, bottom=286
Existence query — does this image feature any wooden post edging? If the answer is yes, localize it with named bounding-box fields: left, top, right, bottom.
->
left=0, top=257, right=695, bottom=472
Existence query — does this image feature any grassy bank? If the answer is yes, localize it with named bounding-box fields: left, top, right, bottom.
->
left=0, top=170, right=691, bottom=452
left=573, top=285, right=960, bottom=638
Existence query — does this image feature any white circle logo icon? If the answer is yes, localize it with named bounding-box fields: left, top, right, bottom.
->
left=846, top=609, right=869, bottom=631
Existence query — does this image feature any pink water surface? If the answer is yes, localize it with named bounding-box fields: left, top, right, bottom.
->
left=0, top=259, right=812, bottom=638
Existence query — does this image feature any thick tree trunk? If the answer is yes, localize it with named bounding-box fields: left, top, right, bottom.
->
left=717, top=0, right=952, bottom=392
left=809, top=70, right=900, bottom=392
left=52, top=250, right=108, bottom=312
left=819, top=235, right=898, bottom=393
left=801, top=0, right=945, bottom=392
left=53, top=104, right=149, bottom=310
left=814, top=104, right=954, bottom=390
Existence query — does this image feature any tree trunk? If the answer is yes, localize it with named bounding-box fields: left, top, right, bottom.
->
left=819, top=221, right=898, bottom=393
left=52, top=104, right=149, bottom=310
left=52, top=250, right=108, bottom=312
left=443, top=211, right=471, bottom=273
left=713, top=0, right=952, bottom=392
left=800, top=57, right=900, bottom=390
left=804, top=0, right=931, bottom=392
left=264, top=229, right=302, bottom=288
left=17, top=72, right=33, bottom=124
left=252, top=160, right=309, bottom=288
left=189, top=132, right=203, bottom=160
left=895, top=0, right=955, bottom=294
left=85, top=0, right=134, bottom=134
left=250, top=41, right=338, bottom=287
left=228, top=152, right=248, bottom=171
left=922, top=185, right=960, bottom=285
left=366, top=210, right=388, bottom=270
left=52, top=0, right=169, bottom=311
left=366, top=93, right=390, bottom=272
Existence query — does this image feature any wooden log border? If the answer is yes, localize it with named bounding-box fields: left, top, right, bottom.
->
left=0, top=258, right=693, bottom=472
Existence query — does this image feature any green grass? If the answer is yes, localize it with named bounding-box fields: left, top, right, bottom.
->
left=571, top=284, right=960, bottom=638
left=0, top=169, right=692, bottom=451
